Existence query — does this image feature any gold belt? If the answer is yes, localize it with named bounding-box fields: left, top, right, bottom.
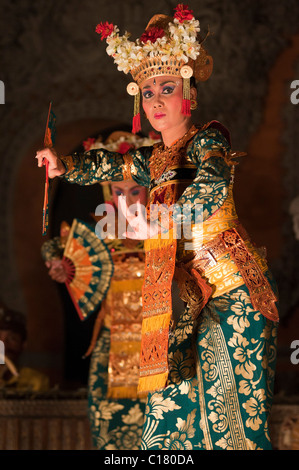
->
left=183, top=225, right=279, bottom=322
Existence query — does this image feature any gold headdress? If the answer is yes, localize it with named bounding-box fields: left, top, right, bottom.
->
left=96, top=4, right=213, bottom=133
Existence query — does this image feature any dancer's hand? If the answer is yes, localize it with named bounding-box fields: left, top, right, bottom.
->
left=36, top=148, right=66, bottom=178
left=45, top=259, right=68, bottom=283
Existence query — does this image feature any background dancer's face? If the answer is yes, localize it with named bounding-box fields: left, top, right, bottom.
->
left=111, top=181, right=147, bottom=209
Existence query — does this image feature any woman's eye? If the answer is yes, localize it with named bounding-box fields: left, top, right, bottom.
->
left=131, top=190, right=140, bottom=196
left=142, top=90, right=153, bottom=99
left=162, top=86, right=174, bottom=94
left=115, top=190, right=123, bottom=196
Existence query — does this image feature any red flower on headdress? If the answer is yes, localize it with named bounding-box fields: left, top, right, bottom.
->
left=118, top=142, right=134, bottom=154
left=95, top=22, right=114, bottom=40
left=140, top=27, right=165, bottom=44
left=174, top=4, right=194, bottom=23
left=83, top=137, right=96, bottom=151
left=149, top=131, right=161, bottom=140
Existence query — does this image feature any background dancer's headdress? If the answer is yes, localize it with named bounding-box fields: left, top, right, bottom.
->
left=83, top=130, right=161, bottom=200
left=96, top=4, right=213, bottom=133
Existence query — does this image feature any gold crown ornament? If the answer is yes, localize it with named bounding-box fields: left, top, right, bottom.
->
left=96, top=4, right=213, bottom=133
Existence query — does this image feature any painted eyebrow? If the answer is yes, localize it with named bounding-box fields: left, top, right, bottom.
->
left=142, top=80, right=176, bottom=90
left=113, top=185, right=140, bottom=191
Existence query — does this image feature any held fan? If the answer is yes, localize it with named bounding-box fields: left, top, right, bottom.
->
left=61, top=219, right=114, bottom=321
left=42, top=102, right=56, bottom=235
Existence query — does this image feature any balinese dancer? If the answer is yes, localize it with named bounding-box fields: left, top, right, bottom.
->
left=36, top=4, right=279, bottom=450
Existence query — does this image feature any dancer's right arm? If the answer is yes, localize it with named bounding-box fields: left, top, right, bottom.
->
left=36, top=146, right=152, bottom=187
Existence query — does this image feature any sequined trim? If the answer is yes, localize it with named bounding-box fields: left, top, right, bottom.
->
left=122, top=153, right=134, bottom=180
left=105, top=247, right=144, bottom=398
left=220, top=228, right=279, bottom=322
left=149, top=125, right=199, bottom=180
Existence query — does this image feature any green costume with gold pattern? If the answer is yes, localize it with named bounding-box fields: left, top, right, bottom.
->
left=61, top=122, right=278, bottom=450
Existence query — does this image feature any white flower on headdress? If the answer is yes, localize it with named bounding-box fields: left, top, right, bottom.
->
left=96, top=7, right=202, bottom=74
left=181, top=41, right=200, bottom=60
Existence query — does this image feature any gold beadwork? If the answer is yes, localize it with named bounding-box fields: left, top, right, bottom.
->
left=149, top=125, right=199, bottom=180
left=131, top=57, right=187, bottom=86
left=122, top=153, right=134, bottom=180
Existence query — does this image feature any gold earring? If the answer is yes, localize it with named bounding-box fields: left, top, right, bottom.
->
left=190, top=99, right=198, bottom=110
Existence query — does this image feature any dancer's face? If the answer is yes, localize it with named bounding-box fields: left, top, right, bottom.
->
left=141, top=75, right=195, bottom=134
